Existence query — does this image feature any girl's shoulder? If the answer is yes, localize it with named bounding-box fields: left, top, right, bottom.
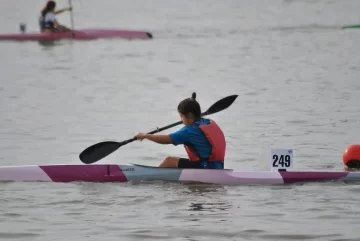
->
left=195, top=118, right=211, bottom=125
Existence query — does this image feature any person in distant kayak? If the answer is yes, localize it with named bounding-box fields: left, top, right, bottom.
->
left=39, top=0, right=72, bottom=32
left=135, top=93, right=226, bottom=169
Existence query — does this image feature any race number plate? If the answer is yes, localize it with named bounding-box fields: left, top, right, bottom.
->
left=270, top=149, right=293, bottom=171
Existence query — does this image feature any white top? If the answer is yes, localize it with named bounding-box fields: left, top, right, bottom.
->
left=39, top=12, right=56, bottom=31
left=43, top=12, right=56, bottom=23
left=39, top=12, right=56, bottom=25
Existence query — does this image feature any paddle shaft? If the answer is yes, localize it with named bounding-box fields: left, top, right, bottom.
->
left=68, top=0, right=75, bottom=36
left=120, top=110, right=213, bottom=146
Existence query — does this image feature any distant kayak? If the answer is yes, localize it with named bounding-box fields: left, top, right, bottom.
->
left=0, top=28, right=153, bottom=41
left=342, top=25, right=360, bottom=29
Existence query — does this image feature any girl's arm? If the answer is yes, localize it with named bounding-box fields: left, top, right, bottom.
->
left=141, top=134, right=173, bottom=144
left=55, top=7, right=71, bottom=14
left=53, top=19, right=72, bottom=31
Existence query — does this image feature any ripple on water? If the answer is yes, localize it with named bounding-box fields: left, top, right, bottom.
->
left=0, top=232, right=40, bottom=239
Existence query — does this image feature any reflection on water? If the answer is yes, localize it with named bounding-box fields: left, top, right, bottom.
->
left=188, top=202, right=231, bottom=212
left=178, top=183, right=232, bottom=213
left=179, top=182, right=227, bottom=195
left=37, top=40, right=58, bottom=47
left=77, top=182, right=120, bottom=196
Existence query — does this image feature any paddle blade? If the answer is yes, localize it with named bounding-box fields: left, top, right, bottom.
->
left=79, top=141, right=122, bottom=164
left=204, top=94, right=238, bottom=115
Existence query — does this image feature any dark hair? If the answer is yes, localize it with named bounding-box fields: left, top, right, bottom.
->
left=41, top=1, right=56, bottom=17
left=177, top=92, right=201, bottom=119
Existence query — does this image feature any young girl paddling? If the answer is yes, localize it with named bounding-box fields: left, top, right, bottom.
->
left=39, top=1, right=72, bottom=32
left=135, top=93, right=226, bottom=169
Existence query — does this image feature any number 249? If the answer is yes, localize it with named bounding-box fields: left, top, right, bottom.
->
left=272, top=154, right=291, bottom=167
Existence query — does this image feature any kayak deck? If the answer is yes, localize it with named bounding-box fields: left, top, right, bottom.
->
left=0, top=28, right=153, bottom=41
left=343, top=25, right=360, bottom=29
left=0, top=163, right=358, bottom=185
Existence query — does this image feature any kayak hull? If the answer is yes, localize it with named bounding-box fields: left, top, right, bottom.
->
left=0, top=163, right=357, bottom=185
left=0, top=28, right=153, bottom=41
left=342, top=25, right=360, bottom=29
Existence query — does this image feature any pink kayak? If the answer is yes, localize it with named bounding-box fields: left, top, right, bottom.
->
left=0, top=28, right=153, bottom=41
left=0, top=163, right=357, bottom=185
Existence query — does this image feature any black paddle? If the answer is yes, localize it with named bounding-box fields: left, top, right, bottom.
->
left=79, top=94, right=238, bottom=164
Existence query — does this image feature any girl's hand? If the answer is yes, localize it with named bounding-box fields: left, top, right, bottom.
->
left=135, top=133, right=147, bottom=141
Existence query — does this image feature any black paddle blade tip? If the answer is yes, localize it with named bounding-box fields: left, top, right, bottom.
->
left=223, top=94, right=238, bottom=104
left=206, top=94, right=239, bottom=115
left=79, top=141, right=121, bottom=164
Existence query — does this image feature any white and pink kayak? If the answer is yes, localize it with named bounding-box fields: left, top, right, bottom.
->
left=0, top=163, right=358, bottom=185
left=0, top=28, right=153, bottom=41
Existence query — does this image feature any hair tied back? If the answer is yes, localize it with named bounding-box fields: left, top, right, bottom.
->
left=191, top=92, right=196, bottom=100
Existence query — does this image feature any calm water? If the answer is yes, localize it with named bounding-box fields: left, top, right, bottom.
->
left=1, top=0, right=360, bottom=240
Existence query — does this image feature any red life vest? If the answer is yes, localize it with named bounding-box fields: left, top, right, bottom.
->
left=184, top=119, right=226, bottom=162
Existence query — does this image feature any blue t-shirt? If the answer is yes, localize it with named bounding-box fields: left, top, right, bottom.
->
left=168, top=118, right=223, bottom=169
